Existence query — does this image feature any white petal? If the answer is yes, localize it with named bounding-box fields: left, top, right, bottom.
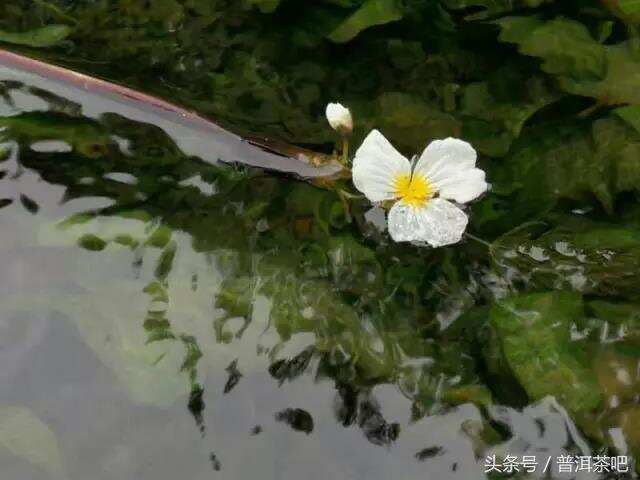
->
left=413, top=138, right=485, bottom=203
left=352, top=129, right=411, bottom=203
left=435, top=168, right=488, bottom=203
left=414, top=138, right=477, bottom=178
left=388, top=198, right=468, bottom=247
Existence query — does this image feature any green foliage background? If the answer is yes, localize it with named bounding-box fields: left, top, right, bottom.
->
left=1, top=0, right=639, bottom=157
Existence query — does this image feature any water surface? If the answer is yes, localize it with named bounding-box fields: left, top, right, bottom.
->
left=0, top=41, right=639, bottom=480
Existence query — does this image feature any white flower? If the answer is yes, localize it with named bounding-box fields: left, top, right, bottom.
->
left=352, top=129, right=487, bottom=247
left=325, top=102, right=353, bottom=135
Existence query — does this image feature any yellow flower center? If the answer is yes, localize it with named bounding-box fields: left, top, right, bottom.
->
left=394, top=173, right=434, bottom=208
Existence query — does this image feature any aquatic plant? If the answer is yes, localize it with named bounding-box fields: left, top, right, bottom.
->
left=351, top=129, right=487, bottom=245
left=1, top=0, right=640, bottom=475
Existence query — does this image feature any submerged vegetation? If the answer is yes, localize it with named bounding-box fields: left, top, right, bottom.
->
left=0, top=0, right=639, bottom=157
left=1, top=0, right=640, bottom=477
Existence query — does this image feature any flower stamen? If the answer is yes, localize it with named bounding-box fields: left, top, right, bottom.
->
left=393, top=173, right=434, bottom=208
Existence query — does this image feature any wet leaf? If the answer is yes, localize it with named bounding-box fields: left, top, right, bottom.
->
left=492, top=216, right=640, bottom=298
left=489, top=292, right=602, bottom=415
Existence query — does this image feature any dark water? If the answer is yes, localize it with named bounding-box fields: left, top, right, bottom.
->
left=0, top=60, right=638, bottom=480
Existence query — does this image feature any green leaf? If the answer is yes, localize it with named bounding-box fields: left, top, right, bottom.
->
left=496, top=16, right=640, bottom=105
left=613, top=105, right=640, bottom=133
left=492, top=216, right=640, bottom=298
left=460, top=73, right=560, bottom=157
left=588, top=301, right=640, bottom=343
left=373, top=92, right=460, bottom=155
left=489, top=292, right=602, bottom=415
left=443, top=0, right=554, bottom=20
left=0, top=25, right=72, bottom=48
left=495, top=16, right=607, bottom=80
left=244, top=0, right=282, bottom=13
left=0, top=406, right=67, bottom=478
left=563, top=42, right=640, bottom=105
left=328, top=0, right=403, bottom=43
left=619, top=0, right=640, bottom=15
left=490, top=116, right=640, bottom=221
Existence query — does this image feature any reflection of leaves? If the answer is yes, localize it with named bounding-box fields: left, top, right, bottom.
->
left=357, top=396, right=400, bottom=446
left=0, top=25, right=71, bottom=47
left=415, top=446, right=443, bottom=461
left=0, top=81, right=498, bottom=463
left=77, top=233, right=107, bottom=251
left=180, top=334, right=203, bottom=385
left=18, top=194, right=39, bottom=215
left=55, top=285, right=192, bottom=406
left=223, top=359, right=243, bottom=394
left=4, top=81, right=491, bottom=424
left=268, top=347, right=314, bottom=385
left=0, top=406, right=67, bottom=478
left=488, top=292, right=602, bottom=416
left=8, top=271, right=195, bottom=407
left=188, top=384, right=206, bottom=434
left=275, top=408, right=314, bottom=435
left=333, top=386, right=399, bottom=446
left=0, top=112, right=112, bottom=157
left=2, top=4, right=640, bottom=471
left=154, top=241, right=178, bottom=281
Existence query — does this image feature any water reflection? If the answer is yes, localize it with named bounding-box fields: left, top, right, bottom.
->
left=0, top=78, right=637, bottom=479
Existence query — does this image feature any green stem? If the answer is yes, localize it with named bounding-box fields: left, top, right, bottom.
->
left=341, top=136, right=349, bottom=166
left=464, top=232, right=492, bottom=249
left=337, top=189, right=353, bottom=223
left=337, top=189, right=363, bottom=200
left=577, top=101, right=606, bottom=119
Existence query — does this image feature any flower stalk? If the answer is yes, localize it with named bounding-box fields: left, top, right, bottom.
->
left=341, top=136, right=349, bottom=166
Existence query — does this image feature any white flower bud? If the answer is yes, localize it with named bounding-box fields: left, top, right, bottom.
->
left=325, top=102, right=353, bottom=135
